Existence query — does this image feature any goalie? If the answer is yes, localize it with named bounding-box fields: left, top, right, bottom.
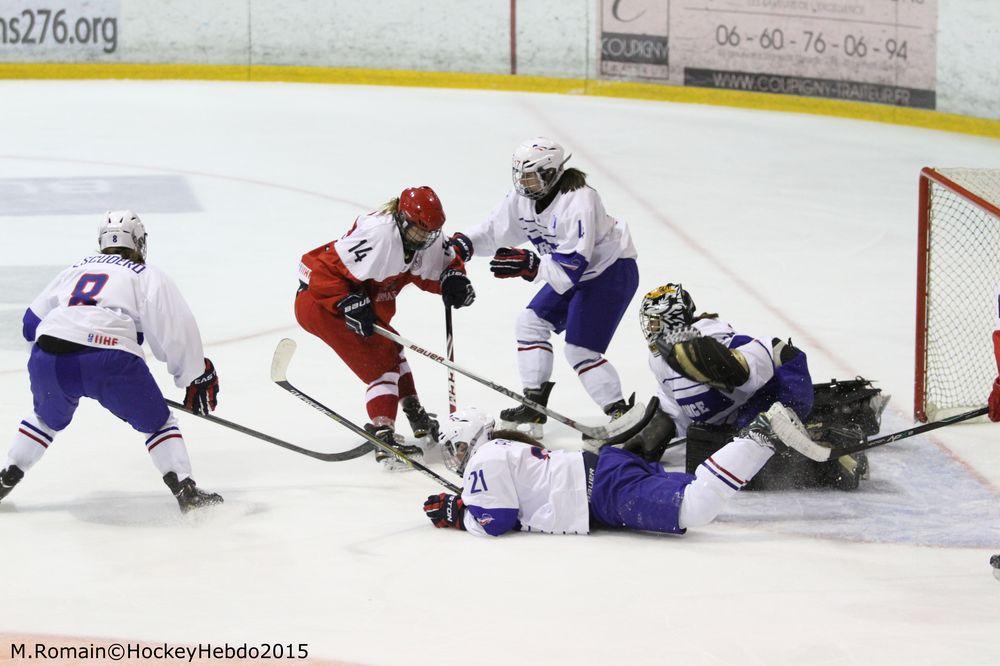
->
left=618, top=283, right=882, bottom=491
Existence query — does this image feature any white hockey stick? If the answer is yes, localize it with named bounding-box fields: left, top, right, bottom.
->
left=375, top=325, right=645, bottom=440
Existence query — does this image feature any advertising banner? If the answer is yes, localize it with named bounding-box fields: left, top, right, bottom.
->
left=0, top=0, right=120, bottom=59
left=600, top=0, right=938, bottom=109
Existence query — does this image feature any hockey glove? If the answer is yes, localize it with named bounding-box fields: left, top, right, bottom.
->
left=990, top=378, right=1000, bottom=422
left=490, top=247, right=539, bottom=281
left=423, top=493, right=466, bottom=529
left=337, top=292, right=376, bottom=337
left=184, top=358, right=219, bottom=415
left=448, top=233, right=474, bottom=262
left=665, top=336, right=750, bottom=392
left=440, top=269, right=476, bottom=309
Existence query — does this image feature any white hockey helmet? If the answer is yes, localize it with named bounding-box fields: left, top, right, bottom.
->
left=511, top=137, right=571, bottom=200
left=440, top=407, right=495, bottom=475
left=98, top=210, right=147, bottom=261
left=640, top=283, right=698, bottom=352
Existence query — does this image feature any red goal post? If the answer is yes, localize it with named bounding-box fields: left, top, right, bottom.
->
left=915, top=167, right=1000, bottom=422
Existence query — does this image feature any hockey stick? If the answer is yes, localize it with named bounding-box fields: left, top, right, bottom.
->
left=165, top=399, right=373, bottom=462
left=650, top=405, right=990, bottom=463
left=816, top=406, right=989, bottom=461
left=270, top=338, right=460, bottom=493
left=445, top=305, right=457, bottom=414
left=375, top=325, right=610, bottom=439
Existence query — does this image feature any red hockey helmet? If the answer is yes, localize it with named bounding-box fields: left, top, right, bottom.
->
left=397, top=186, right=445, bottom=250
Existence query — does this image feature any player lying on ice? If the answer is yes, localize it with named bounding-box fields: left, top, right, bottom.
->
left=295, top=186, right=476, bottom=470
left=446, top=137, right=640, bottom=438
left=0, top=211, right=222, bottom=513
left=423, top=404, right=821, bottom=536
left=628, top=282, right=881, bottom=491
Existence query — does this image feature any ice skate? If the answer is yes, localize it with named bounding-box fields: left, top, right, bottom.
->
left=0, top=465, right=24, bottom=502
left=162, top=472, right=223, bottom=513
left=742, top=402, right=831, bottom=462
left=400, top=396, right=440, bottom=447
left=603, top=394, right=636, bottom=421
left=499, top=382, right=554, bottom=439
left=365, top=422, right=423, bottom=472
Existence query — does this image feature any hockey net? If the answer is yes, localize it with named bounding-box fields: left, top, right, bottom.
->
left=915, top=167, right=1000, bottom=422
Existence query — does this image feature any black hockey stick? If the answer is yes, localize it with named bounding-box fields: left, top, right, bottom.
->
left=660, top=406, right=989, bottom=463
left=445, top=305, right=457, bottom=414
left=270, top=338, right=460, bottom=493
left=375, top=325, right=631, bottom=439
left=165, top=399, right=373, bottom=462
left=819, top=406, right=989, bottom=461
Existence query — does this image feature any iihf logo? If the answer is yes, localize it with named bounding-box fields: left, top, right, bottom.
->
left=88, top=333, right=119, bottom=346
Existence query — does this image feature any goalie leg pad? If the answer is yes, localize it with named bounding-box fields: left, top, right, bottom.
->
left=807, top=377, right=887, bottom=438
left=684, top=423, right=738, bottom=474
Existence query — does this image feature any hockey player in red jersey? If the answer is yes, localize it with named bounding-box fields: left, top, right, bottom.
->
left=989, top=286, right=1000, bottom=422
left=295, top=186, right=475, bottom=469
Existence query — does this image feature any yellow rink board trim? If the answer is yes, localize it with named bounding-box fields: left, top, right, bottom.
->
left=0, top=62, right=997, bottom=139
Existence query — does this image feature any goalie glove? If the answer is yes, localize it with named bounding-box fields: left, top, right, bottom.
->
left=664, top=336, right=750, bottom=392
left=423, top=493, right=466, bottom=529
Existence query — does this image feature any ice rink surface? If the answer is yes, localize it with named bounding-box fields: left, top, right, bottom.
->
left=1, top=80, right=998, bottom=665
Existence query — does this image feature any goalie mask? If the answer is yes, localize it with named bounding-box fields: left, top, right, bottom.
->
left=640, top=283, right=697, bottom=352
left=512, top=137, right=571, bottom=200
left=440, top=407, right=495, bottom=476
left=98, top=210, right=147, bottom=262
left=396, top=186, right=445, bottom=251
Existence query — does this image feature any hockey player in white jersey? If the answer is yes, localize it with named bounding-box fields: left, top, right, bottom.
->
left=422, top=405, right=821, bottom=536
left=447, top=138, right=639, bottom=437
left=0, top=211, right=222, bottom=513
